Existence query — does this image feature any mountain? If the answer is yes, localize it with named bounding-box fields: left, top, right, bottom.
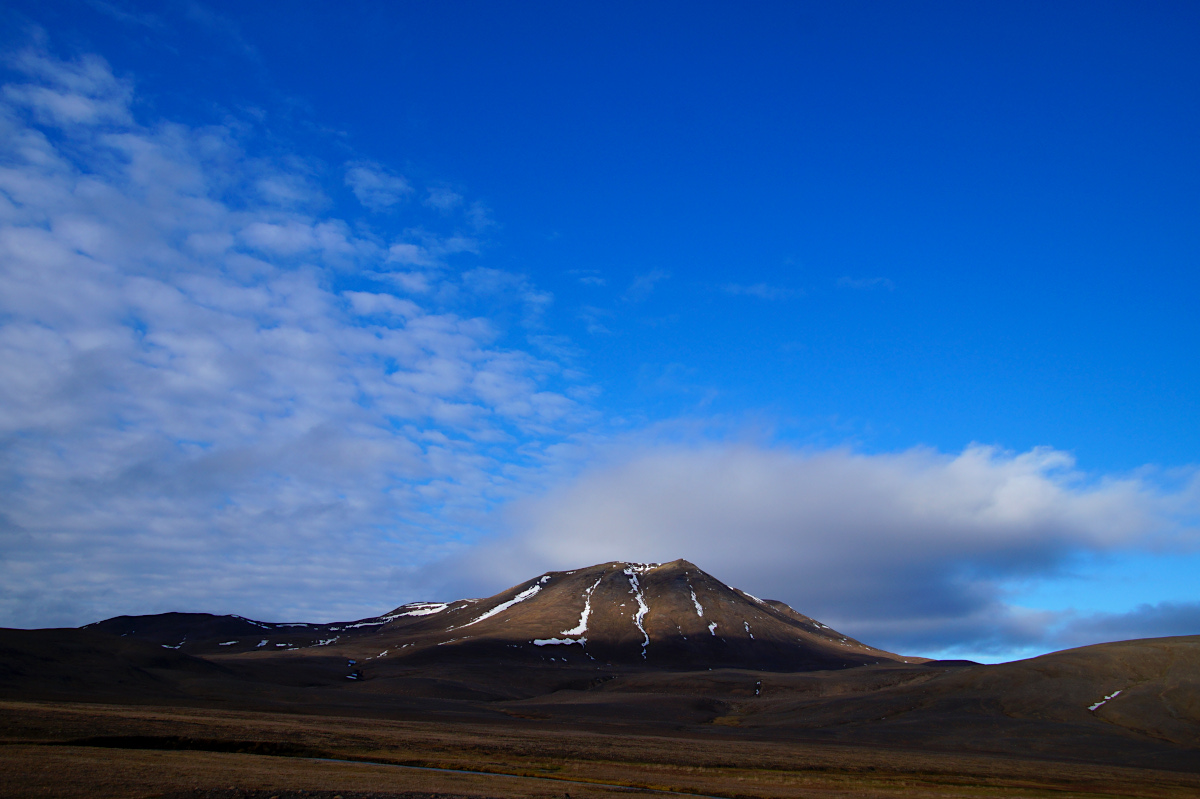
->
left=84, top=559, right=917, bottom=670
left=3, top=559, right=1197, bottom=773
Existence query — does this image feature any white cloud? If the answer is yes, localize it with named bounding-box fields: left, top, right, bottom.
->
left=424, top=186, right=462, bottom=211
left=345, top=161, right=412, bottom=211
left=3, top=48, right=133, bottom=127
left=386, top=242, right=438, bottom=268
left=449, top=443, right=1199, bottom=657
left=0, top=47, right=585, bottom=629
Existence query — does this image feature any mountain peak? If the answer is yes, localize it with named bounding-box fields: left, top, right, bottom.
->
left=373, top=559, right=913, bottom=670
left=87, top=560, right=919, bottom=671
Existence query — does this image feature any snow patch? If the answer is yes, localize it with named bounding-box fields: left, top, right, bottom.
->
left=533, top=637, right=587, bottom=646
left=623, top=562, right=660, bottom=574
left=690, top=587, right=704, bottom=617
left=1089, top=690, right=1122, bottom=711
left=458, top=584, right=542, bottom=628
left=624, top=568, right=650, bottom=658
left=744, top=621, right=754, bottom=639
left=384, top=602, right=449, bottom=619
left=315, top=637, right=339, bottom=646
left=218, top=641, right=238, bottom=646
left=708, top=622, right=718, bottom=636
left=256, top=640, right=268, bottom=648
left=232, top=616, right=272, bottom=629
left=561, top=576, right=603, bottom=636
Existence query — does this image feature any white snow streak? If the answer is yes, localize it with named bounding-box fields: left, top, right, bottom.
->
left=384, top=602, right=449, bottom=619
left=1089, top=690, right=1122, bottom=711
left=561, top=576, right=603, bottom=636
left=690, top=587, right=704, bottom=617
left=624, top=568, right=650, bottom=658
left=708, top=622, right=717, bottom=636
left=218, top=641, right=238, bottom=646
left=458, top=584, right=541, bottom=628
left=744, top=621, right=754, bottom=639
left=533, top=637, right=587, bottom=646
left=256, top=639, right=268, bottom=647
left=233, top=616, right=272, bottom=629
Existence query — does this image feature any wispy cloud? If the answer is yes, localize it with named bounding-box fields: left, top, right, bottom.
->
left=424, top=186, right=463, bottom=211
left=838, top=276, right=895, bottom=290
left=3, top=48, right=133, bottom=126
left=85, top=0, right=165, bottom=29
left=579, top=305, right=613, bottom=335
left=568, top=269, right=606, bottom=287
left=345, top=161, right=413, bottom=211
left=465, top=201, right=494, bottom=231
left=722, top=282, right=802, bottom=300
left=624, top=269, right=668, bottom=302
left=462, top=267, right=554, bottom=329
left=181, top=0, right=259, bottom=59
left=0, top=46, right=586, bottom=628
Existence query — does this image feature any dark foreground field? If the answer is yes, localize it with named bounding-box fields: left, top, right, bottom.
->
left=3, top=695, right=1200, bottom=799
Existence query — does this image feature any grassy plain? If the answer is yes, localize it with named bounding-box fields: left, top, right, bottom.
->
left=3, top=699, right=1198, bottom=799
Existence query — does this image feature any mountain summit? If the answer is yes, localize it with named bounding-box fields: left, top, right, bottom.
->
left=381, top=559, right=914, bottom=669
left=89, top=559, right=916, bottom=671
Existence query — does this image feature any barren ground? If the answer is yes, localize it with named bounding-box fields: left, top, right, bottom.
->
left=3, top=700, right=1199, bottom=799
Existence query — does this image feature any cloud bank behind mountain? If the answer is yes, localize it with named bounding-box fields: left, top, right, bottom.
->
left=452, top=443, right=1200, bottom=658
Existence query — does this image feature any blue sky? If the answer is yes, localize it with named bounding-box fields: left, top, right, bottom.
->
left=0, top=1, right=1197, bottom=661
